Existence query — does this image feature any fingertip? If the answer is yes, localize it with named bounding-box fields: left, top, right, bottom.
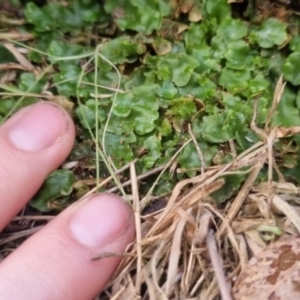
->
left=1, top=101, right=75, bottom=152
left=0, top=193, right=136, bottom=300
left=69, top=193, right=135, bottom=250
left=0, top=102, right=76, bottom=230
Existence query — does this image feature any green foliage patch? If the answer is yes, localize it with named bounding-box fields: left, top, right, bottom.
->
left=2, top=0, right=300, bottom=209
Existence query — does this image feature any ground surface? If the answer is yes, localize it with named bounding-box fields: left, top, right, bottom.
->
left=1, top=1, right=300, bottom=299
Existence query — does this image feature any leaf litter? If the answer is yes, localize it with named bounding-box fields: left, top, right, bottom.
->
left=92, top=78, right=300, bottom=300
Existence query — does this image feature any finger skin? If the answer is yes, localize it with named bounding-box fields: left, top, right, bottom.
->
left=0, top=194, right=135, bottom=300
left=0, top=102, right=75, bottom=230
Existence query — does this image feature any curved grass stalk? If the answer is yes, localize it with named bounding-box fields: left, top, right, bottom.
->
left=2, top=39, right=126, bottom=199
left=95, top=46, right=122, bottom=166
left=75, top=47, right=126, bottom=198
left=4, top=39, right=94, bottom=61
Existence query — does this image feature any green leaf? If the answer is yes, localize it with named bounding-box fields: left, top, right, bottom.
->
left=201, top=110, right=246, bottom=143
left=47, top=40, right=86, bottom=62
left=142, top=134, right=162, bottom=168
left=76, top=99, right=106, bottom=129
left=104, top=0, right=170, bottom=34
left=149, top=53, right=199, bottom=87
left=0, top=98, right=37, bottom=118
left=18, top=73, right=47, bottom=93
left=289, top=35, right=300, bottom=52
left=28, top=32, right=62, bottom=63
left=249, top=18, right=288, bottom=48
left=53, top=64, right=82, bottom=97
left=222, top=93, right=252, bottom=119
left=100, top=36, right=146, bottom=65
left=224, top=40, right=253, bottom=70
left=236, top=129, right=260, bottom=150
left=25, top=2, right=57, bottom=32
left=184, top=24, right=220, bottom=74
left=272, top=87, right=300, bottom=126
left=112, top=92, right=133, bottom=117
left=178, top=142, right=218, bottom=176
left=71, top=0, right=106, bottom=24
left=157, top=81, right=178, bottom=99
left=283, top=52, right=300, bottom=86
left=132, top=106, right=159, bottom=135
left=219, top=67, right=251, bottom=92
left=246, top=74, right=270, bottom=97
left=184, top=23, right=208, bottom=52
left=211, top=174, right=247, bottom=203
left=132, top=85, right=161, bottom=110
left=124, top=67, right=156, bottom=90
left=210, top=36, right=228, bottom=60
left=107, top=114, right=136, bottom=135
left=179, top=74, right=217, bottom=105
left=25, top=1, right=106, bottom=33
left=110, top=86, right=160, bottom=135
left=30, top=170, right=75, bottom=212
left=216, top=18, right=248, bottom=40
left=104, top=132, right=135, bottom=167
left=204, top=0, right=231, bottom=24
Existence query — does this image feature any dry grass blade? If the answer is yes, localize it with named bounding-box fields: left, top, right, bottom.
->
left=130, top=162, right=143, bottom=295
left=265, top=75, right=285, bottom=129
left=0, top=226, right=43, bottom=246
left=253, top=181, right=300, bottom=194
left=0, top=63, right=29, bottom=71
left=91, top=252, right=133, bottom=260
left=3, top=42, right=35, bottom=71
left=206, top=230, right=232, bottom=300
left=272, top=194, right=300, bottom=232
left=217, top=159, right=266, bottom=238
left=193, top=212, right=211, bottom=244
left=188, top=123, right=205, bottom=174
left=0, top=33, right=34, bottom=41
left=235, top=234, right=248, bottom=270
left=165, top=210, right=188, bottom=295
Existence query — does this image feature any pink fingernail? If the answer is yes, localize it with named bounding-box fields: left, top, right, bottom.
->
left=8, top=102, right=69, bottom=151
left=69, top=194, right=132, bottom=248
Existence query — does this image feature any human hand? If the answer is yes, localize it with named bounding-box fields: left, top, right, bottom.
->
left=0, top=102, right=135, bottom=299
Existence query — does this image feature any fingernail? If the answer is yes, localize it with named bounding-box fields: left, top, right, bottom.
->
left=69, top=194, right=132, bottom=248
left=8, top=102, right=69, bottom=151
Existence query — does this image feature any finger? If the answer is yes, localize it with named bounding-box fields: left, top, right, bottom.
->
left=0, top=102, right=75, bottom=230
left=0, top=193, right=135, bottom=300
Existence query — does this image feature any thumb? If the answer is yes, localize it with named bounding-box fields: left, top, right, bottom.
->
left=0, top=193, right=135, bottom=300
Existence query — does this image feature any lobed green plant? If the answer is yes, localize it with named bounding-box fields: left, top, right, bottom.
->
left=1, top=0, right=300, bottom=210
